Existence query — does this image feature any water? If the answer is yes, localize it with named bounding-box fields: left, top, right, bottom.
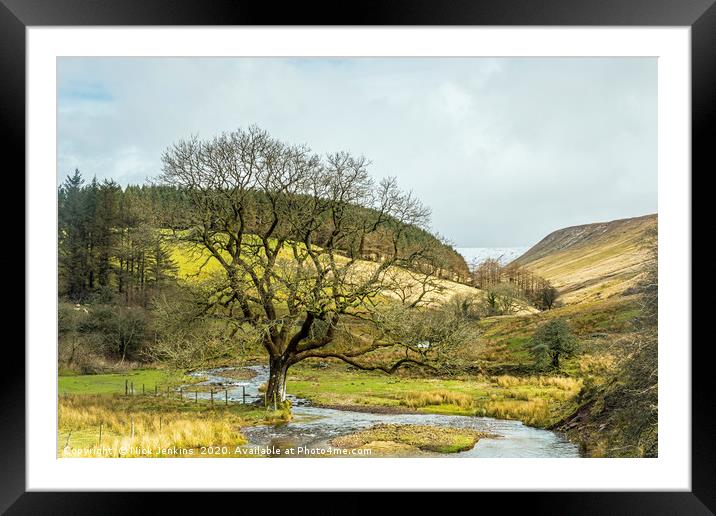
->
left=186, top=366, right=580, bottom=458
left=456, top=247, right=529, bottom=267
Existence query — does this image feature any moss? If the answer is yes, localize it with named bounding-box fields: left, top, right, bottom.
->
left=331, top=424, right=490, bottom=454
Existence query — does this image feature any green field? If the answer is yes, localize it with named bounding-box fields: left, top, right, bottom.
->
left=58, top=369, right=199, bottom=395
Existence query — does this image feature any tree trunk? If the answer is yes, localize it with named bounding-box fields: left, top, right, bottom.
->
left=265, top=356, right=289, bottom=406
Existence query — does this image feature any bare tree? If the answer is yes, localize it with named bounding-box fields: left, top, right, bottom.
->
left=534, top=279, right=559, bottom=310
left=160, top=126, right=461, bottom=404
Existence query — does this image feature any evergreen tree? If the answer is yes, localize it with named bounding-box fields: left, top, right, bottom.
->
left=58, top=170, right=90, bottom=300
left=93, top=180, right=121, bottom=288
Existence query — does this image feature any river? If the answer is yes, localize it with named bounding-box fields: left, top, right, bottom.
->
left=186, top=366, right=580, bottom=458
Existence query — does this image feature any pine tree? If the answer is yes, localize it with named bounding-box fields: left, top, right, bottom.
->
left=58, top=170, right=90, bottom=300
left=93, top=180, right=121, bottom=289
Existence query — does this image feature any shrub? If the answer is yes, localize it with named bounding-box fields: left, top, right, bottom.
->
left=485, top=283, right=521, bottom=315
left=78, top=305, right=148, bottom=361
left=529, top=318, right=577, bottom=371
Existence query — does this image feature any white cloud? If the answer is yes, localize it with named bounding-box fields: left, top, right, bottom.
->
left=57, top=57, right=657, bottom=247
left=435, top=82, right=474, bottom=121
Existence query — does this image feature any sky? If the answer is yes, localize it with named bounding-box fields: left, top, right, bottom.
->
left=57, top=57, right=657, bottom=247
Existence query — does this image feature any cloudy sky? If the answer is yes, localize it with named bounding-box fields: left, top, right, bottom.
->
left=58, top=57, right=656, bottom=247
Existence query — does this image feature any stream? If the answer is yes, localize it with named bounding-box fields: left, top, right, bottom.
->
left=187, top=366, right=580, bottom=458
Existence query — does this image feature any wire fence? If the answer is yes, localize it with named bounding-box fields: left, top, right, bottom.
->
left=120, top=379, right=265, bottom=406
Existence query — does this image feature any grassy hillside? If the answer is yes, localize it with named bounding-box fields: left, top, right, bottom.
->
left=512, top=214, right=657, bottom=304
left=468, top=296, right=640, bottom=375
left=168, top=238, right=525, bottom=311
left=500, top=213, right=659, bottom=457
left=281, top=215, right=653, bottom=438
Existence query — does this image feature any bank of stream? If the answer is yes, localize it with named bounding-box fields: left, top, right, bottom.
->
left=187, top=366, right=580, bottom=458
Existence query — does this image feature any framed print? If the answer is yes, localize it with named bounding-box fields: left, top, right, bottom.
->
left=4, top=0, right=712, bottom=512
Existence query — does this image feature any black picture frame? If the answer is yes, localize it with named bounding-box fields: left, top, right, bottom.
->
left=3, top=0, right=710, bottom=513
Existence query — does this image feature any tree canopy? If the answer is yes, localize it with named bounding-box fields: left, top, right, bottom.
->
left=158, top=126, right=473, bottom=402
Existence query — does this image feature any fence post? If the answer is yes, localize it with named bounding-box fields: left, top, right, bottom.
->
left=142, top=384, right=145, bottom=395
left=125, top=379, right=128, bottom=396
left=242, top=386, right=246, bottom=404
left=210, top=389, right=214, bottom=405
left=179, top=387, right=183, bottom=400
left=195, top=391, right=198, bottom=403
left=225, top=389, right=228, bottom=406
left=131, top=382, right=134, bottom=395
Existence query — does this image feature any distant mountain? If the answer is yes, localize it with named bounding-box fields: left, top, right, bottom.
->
left=512, top=214, right=657, bottom=304
left=456, top=247, right=529, bottom=267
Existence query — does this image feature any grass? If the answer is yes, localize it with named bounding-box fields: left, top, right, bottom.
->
left=287, top=363, right=582, bottom=427
left=58, top=212, right=654, bottom=458
left=58, top=393, right=290, bottom=458
left=58, top=368, right=201, bottom=395
left=466, top=296, right=640, bottom=374
left=57, top=276, right=636, bottom=445
left=331, top=424, right=491, bottom=454
left=399, top=390, right=475, bottom=409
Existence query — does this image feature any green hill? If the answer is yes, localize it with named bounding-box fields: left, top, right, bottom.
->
left=149, top=185, right=471, bottom=284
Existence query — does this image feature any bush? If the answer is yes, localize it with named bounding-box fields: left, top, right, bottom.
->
left=529, top=318, right=577, bottom=371
left=77, top=305, right=148, bottom=361
left=485, top=283, right=521, bottom=315
left=87, top=285, right=119, bottom=305
left=450, top=294, right=484, bottom=321
left=532, top=283, right=559, bottom=311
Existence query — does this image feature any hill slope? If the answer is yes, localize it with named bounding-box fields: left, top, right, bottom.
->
left=512, top=214, right=657, bottom=304
left=169, top=240, right=487, bottom=308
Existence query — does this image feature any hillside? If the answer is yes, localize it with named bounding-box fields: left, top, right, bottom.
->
left=169, top=239, right=506, bottom=310
left=512, top=214, right=657, bottom=304
left=142, top=185, right=471, bottom=283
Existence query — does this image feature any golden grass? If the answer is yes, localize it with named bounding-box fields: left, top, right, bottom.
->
left=493, top=375, right=579, bottom=391
left=478, top=398, right=551, bottom=427
left=516, top=214, right=656, bottom=304
left=399, top=390, right=475, bottom=409
left=58, top=394, right=288, bottom=458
